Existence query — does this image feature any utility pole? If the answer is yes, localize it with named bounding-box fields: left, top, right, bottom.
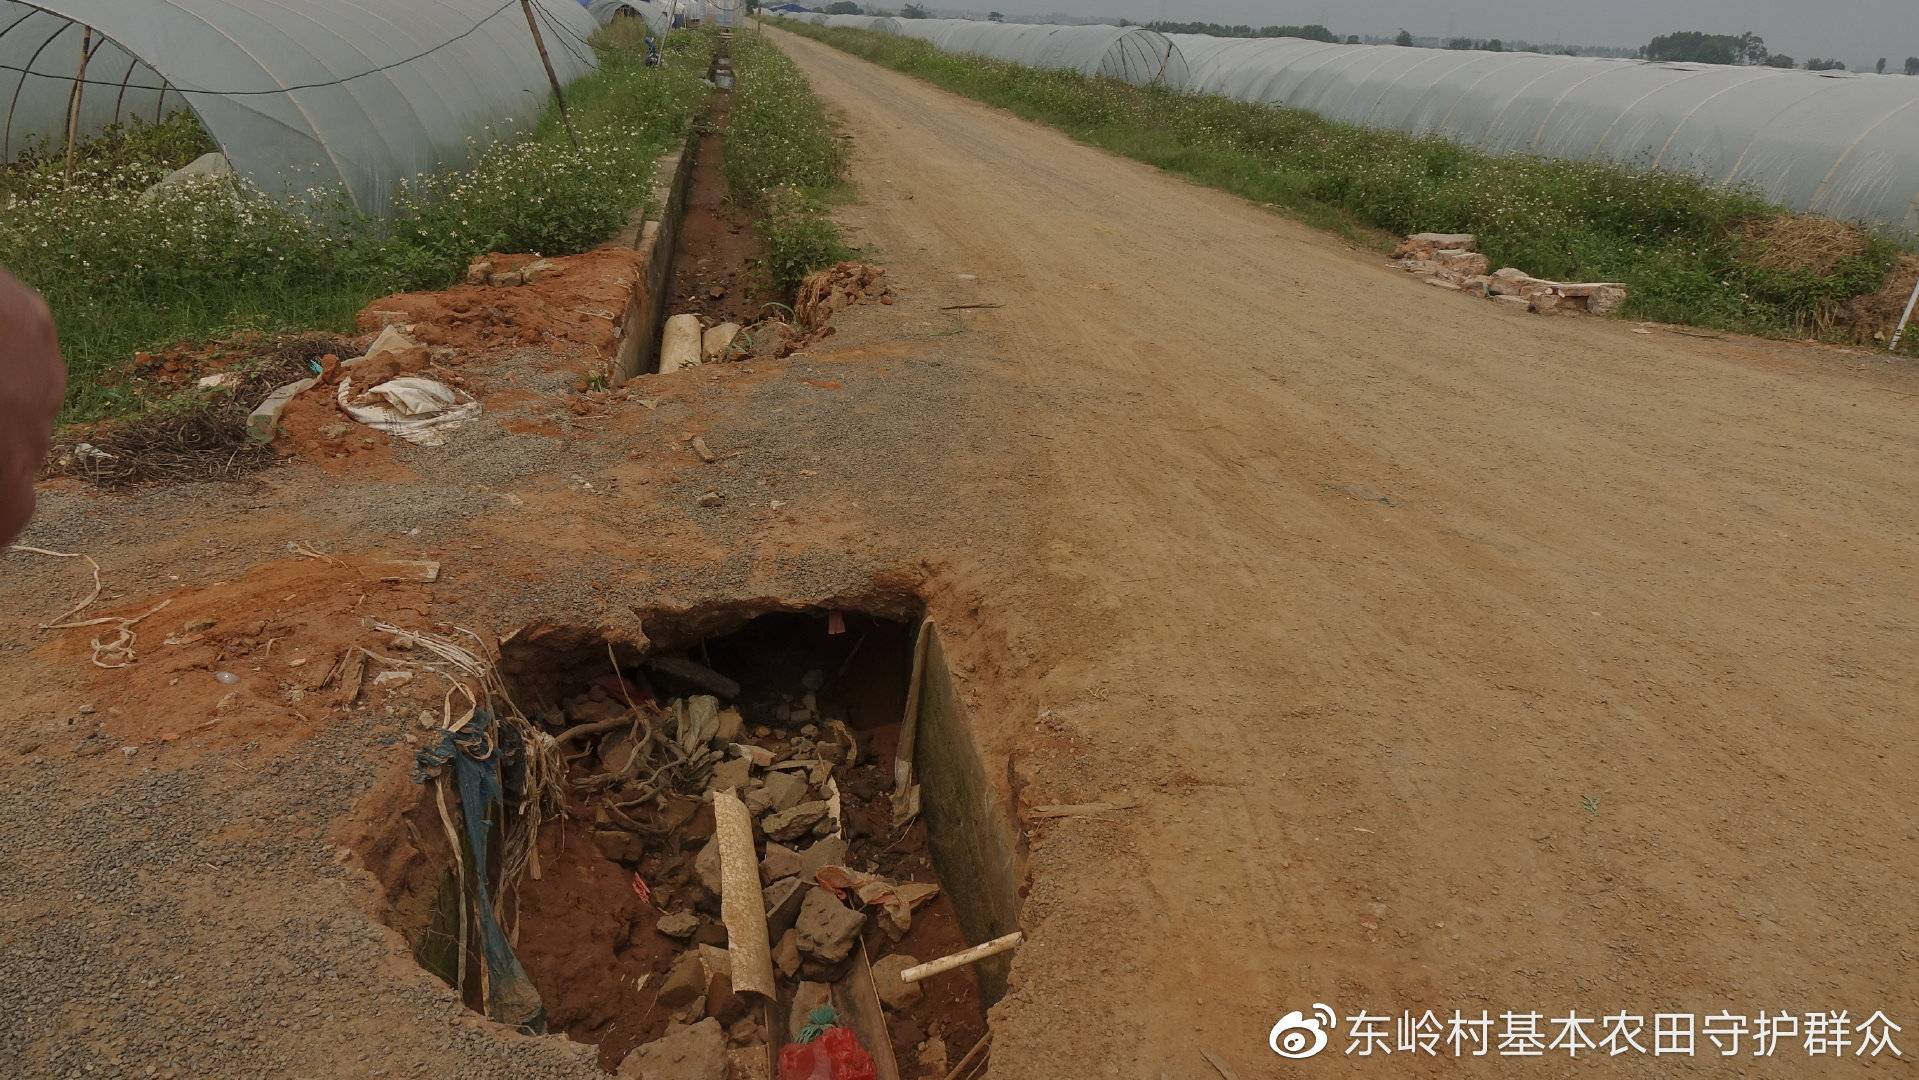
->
left=519, top=0, right=579, bottom=149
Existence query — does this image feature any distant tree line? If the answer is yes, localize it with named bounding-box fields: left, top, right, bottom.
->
left=1643, top=30, right=1768, bottom=65
left=1139, top=20, right=1336, bottom=42
left=1636, top=31, right=1919, bottom=72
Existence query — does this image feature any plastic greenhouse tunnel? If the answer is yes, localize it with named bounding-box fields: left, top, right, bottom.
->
left=0, top=0, right=602, bottom=215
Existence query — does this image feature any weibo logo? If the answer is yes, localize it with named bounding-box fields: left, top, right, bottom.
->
left=1269, top=1003, right=1336, bottom=1059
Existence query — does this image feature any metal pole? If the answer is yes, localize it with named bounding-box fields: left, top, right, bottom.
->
left=518, top=0, right=578, bottom=149
left=62, top=25, right=90, bottom=183
left=1891, top=272, right=1919, bottom=352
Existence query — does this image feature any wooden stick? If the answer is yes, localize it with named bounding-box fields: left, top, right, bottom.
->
left=63, top=26, right=92, bottom=183
left=1200, top=1050, right=1241, bottom=1080
left=900, top=931, right=1023, bottom=984
left=1028, top=799, right=1138, bottom=819
left=941, top=1033, right=989, bottom=1080
left=835, top=945, right=903, bottom=1080
left=519, top=0, right=579, bottom=149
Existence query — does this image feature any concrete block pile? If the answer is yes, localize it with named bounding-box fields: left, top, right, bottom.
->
left=1393, top=234, right=1628, bottom=316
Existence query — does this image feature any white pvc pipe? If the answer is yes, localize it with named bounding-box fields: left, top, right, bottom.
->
left=1891, top=273, right=1919, bottom=352
left=900, top=931, right=1024, bottom=984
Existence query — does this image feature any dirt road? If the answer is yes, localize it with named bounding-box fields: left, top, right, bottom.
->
left=767, top=28, right=1919, bottom=1078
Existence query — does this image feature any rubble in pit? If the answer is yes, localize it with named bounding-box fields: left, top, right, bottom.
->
left=497, top=615, right=986, bottom=1077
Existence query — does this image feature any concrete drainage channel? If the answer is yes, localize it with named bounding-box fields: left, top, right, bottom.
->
left=612, top=29, right=781, bottom=384
left=362, top=599, right=1021, bottom=1079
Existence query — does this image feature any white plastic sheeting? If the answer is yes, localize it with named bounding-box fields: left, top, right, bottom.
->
left=588, top=0, right=669, bottom=36
left=818, top=14, right=903, bottom=36
left=892, top=19, right=1188, bottom=88
left=1169, top=35, right=1919, bottom=235
left=0, top=0, right=600, bottom=215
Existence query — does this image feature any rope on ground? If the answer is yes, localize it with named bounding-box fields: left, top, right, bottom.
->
left=8, top=544, right=173, bottom=666
left=8, top=544, right=103, bottom=626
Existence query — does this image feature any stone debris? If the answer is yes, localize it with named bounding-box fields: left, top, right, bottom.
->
left=761, top=800, right=828, bottom=842
left=761, top=842, right=804, bottom=883
left=748, top=770, right=810, bottom=816
left=795, top=887, right=866, bottom=964
left=728, top=1046, right=774, bottom=1080
left=656, top=950, right=710, bottom=1012
left=795, top=835, right=847, bottom=881
left=656, top=911, right=701, bottom=941
left=794, top=262, right=890, bottom=329
left=615, top=1017, right=727, bottom=1080
left=465, top=256, right=558, bottom=288
left=870, top=953, right=924, bottom=1011
left=763, top=877, right=808, bottom=936
left=1393, top=232, right=1477, bottom=259
left=512, top=631, right=962, bottom=1076
left=708, top=756, right=752, bottom=795
left=1392, top=233, right=1627, bottom=316
left=788, top=983, right=833, bottom=1041
left=702, top=321, right=742, bottom=362
left=918, top=1036, right=949, bottom=1077
left=773, top=929, right=802, bottom=978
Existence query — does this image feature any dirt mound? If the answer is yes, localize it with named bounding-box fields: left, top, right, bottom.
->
left=360, top=248, right=645, bottom=361
left=795, top=262, right=890, bottom=329
left=1836, top=253, right=1919, bottom=351
left=22, top=554, right=452, bottom=757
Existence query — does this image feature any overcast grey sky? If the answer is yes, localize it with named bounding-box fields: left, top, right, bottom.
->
left=971, top=0, right=1918, bottom=70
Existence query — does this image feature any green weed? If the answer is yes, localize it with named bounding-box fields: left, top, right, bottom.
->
left=725, top=32, right=852, bottom=291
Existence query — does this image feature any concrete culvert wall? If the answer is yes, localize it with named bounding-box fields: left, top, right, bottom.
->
left=359, top=600, right=1022, bottom=1074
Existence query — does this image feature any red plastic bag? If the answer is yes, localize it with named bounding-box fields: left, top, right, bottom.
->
left=777, top=1027, right=878, bottom=1080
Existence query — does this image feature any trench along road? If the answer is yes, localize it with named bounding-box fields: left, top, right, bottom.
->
left=764, top=27, right=1919, bottom=1080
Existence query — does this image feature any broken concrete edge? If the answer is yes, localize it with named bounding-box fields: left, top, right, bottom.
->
left=613, top=120, right=704, bottom=384
left=246, top=375, right=318, bottom=444
left=912, top=624, right=1023, bottom=1004
left=1391, top=233, right=1629, bottom=316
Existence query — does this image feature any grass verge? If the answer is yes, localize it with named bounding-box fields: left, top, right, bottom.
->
left=781, top=21, right=1915, bottom=350
left=3, top=28, right=715, bottom=424
left=723, top=30, right=852, bottom=293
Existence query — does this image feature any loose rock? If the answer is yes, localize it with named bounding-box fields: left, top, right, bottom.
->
left=616, top=1017, right=726, bottom=1080
left=764, top=877, right=808, bottom=936
left=747, top=771, right=809, bottom=816
left=773, top=929, right=802, bottom=978
left=761, top=801, right=828, bottom=842
left=870, top=953, right=924, bottom=1010
left=656, top=950, right=709, bottom=1012
left=656, top=911, right=701, bottom=941
left=795, top=887, right=866, bottom=964
left=761, top=842, right=804, bottom=883
left=796, top=835, right=848, bottom=880
left=788, top=982, right=833, bottom=1041
left=708, top=756, right=752, bottom=795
